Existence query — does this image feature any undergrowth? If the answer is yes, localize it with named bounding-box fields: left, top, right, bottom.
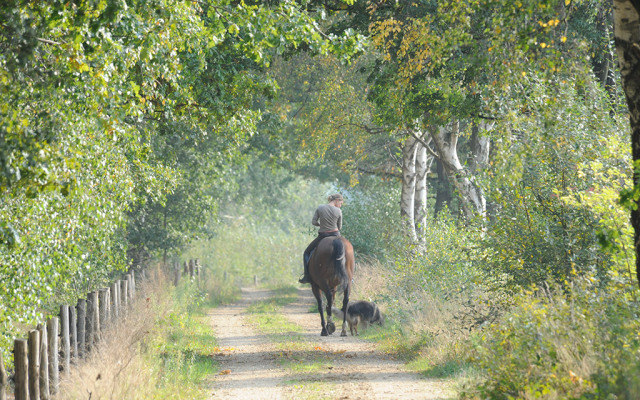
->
left=57, top=267, right=219, bottom=399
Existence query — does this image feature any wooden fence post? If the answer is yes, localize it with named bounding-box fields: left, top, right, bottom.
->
left=47, top=317, right=59, bottom=395
left=69, top=305, right=77, bottom=362
left=76, top=299, right=86, bottom=358
left=38, top=324, right=49, bottom=400
left=27, top=330, right=39, bottom=400
left=129, top=271, right=136, bottom=299
left=111, top=282, right=119, bottom=320
left=99, top=289, right=109, bottom=332
left=60, top=305, right=70, bottom=377
left=86, top=292, right=98, bottom=349
left=127, top=274, right=134, bottom=302
left=120, top=279, right=128, bottom=311
left=105, top=287, right=111, bottom=321
left=188, top=259, right=194, bottom=278
left=0, top=349, right=7, bottom=400
left=14, top=338, right=28, bottom=400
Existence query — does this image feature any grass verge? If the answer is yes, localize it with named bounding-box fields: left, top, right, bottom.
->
left=57, top=267, right=220, bottom=399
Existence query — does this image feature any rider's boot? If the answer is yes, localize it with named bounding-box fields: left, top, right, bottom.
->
left=298, top=255, right=311, bottom=284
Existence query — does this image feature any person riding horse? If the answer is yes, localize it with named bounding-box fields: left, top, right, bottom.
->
left=299, top=193, right=344, bottom=284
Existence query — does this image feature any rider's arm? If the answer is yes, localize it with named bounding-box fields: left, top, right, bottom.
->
left=312, top=208, right=320, bottom=226
left=337, top=209, right=342, bottom=230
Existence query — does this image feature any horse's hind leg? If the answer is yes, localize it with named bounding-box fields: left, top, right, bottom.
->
left=340, top=284, right=351, bottom=336
left=325, top=291, right=336, bottom=335
left=312, top=285, right=328, bottom=336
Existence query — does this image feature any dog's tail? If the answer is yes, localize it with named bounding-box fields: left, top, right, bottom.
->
left=332, top=238, right=349, bottom=289
left=331, top=306, right=345, bottom=320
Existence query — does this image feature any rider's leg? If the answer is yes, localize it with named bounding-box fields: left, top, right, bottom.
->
left=299, top=236, right=320, bottom=284
left=299, top=252, right=312, bottom=284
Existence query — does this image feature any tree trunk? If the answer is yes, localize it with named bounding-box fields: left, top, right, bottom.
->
left=430, top=122, right=486, bottom=221
left=400, top=135, right=419, bottom=241
left=414, top=138, right=434, bottom=242
left=433, top=158, right=452, bottom=218
left=613, top=0, right=640, bottom=288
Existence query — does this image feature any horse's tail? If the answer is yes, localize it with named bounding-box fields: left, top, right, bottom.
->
left=332, top=238, right=349, bottom=288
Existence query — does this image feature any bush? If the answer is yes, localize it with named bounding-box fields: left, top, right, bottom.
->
left=463, top=274, right=640, bottom=399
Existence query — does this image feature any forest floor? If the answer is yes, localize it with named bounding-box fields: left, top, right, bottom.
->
left=206, top=287, right=456, bottom=400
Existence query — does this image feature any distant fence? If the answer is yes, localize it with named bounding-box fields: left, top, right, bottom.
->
left=0, top=258, right=201, bottom=400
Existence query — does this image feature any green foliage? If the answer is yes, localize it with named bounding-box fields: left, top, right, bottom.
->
left=484, top=78, right=631, bottom=287
left=464, top=275, right=640, bottom=399
left=0, top=0, right=365, bottom=360
left=338, top=177, right=403, bottom=259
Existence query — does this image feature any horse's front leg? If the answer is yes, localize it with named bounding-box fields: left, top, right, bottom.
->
left=311, top=285, right=328, bottom=336
left=324, top=291, right=336, bottom=335
left=340, top=283, right=351, bottom=337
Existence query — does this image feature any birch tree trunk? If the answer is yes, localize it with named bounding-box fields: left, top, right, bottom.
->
left=414, top=138, right=434, bottom=242
left=400, top=135, right=419, bottom=241
left=613, top=0, right=640, bottom=288
left=430, top=122, right=486, bottom=221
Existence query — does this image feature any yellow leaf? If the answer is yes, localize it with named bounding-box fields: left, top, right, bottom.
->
left=561, top=36, right=567, bottom=43
left=540, top=42, right=547, bottom=48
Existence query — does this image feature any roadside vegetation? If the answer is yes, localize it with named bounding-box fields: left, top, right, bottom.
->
left=4, top=1, right=640, bottom=399
left=57, top=268, right=219, bottom=399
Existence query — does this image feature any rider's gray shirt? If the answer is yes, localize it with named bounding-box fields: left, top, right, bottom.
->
left=312, top=204, right=342, bottom=233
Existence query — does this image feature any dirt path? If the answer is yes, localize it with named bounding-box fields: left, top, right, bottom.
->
left=207, top=288, right=288, bottom=399
left=208, top=287, right=456, bottom=400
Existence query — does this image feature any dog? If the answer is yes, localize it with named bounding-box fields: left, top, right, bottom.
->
left=331, top=300, right=384, bottom=336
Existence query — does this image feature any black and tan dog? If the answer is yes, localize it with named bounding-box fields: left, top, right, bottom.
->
left=332, top=300, right=384, bottom=336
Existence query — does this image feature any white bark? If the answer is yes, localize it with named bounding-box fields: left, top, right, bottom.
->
left=414, top=137, right=433, bottom=241
left=400, top=135, right=419, bottom=241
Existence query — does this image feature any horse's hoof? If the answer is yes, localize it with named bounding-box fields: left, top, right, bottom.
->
left=340, top=330, right=347, bottom=337
left=321, top=329, right=328, bottom=336
left=327, top=322, right=336, bottom=335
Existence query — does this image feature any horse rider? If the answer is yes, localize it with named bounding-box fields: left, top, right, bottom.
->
left=299, top=193, right=344, bottom=284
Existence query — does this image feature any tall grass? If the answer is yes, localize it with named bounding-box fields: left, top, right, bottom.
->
left=57, top=267, right=218, bottom=399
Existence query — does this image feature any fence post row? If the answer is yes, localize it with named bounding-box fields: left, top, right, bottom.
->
left=8, top=270, right=140, bottom=398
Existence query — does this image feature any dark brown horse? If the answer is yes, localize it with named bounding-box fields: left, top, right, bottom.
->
left=308, top=236, right=355, bottom=336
